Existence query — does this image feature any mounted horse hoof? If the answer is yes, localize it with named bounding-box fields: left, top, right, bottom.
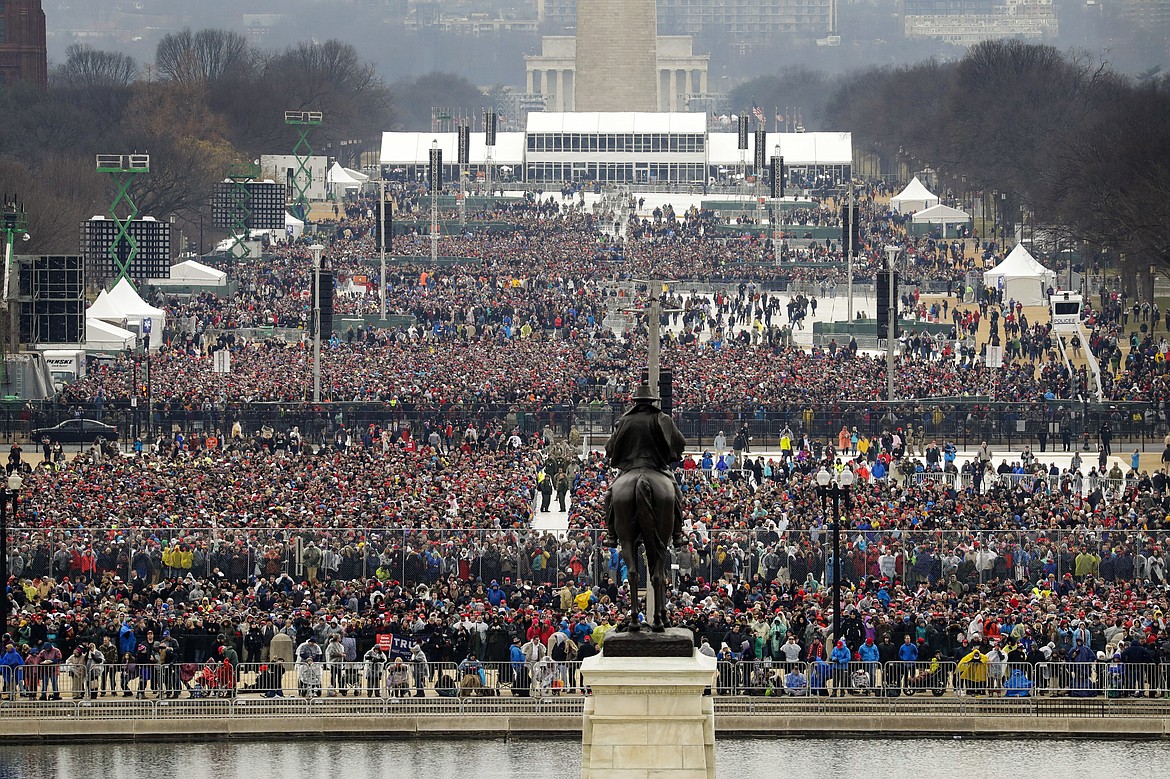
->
left=627, top=622, right=642, bottom=633
left=651, top=623, right=666, bottom=634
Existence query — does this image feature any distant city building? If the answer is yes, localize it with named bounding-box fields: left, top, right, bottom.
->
left=902, top=0, right=1058, bottom=43
left=537, top=0, right=833, bottom=40
left=575, top=0, right=658, bottom=112
left=0, top=0, right=47, bottom=88
left=524, top=35, right=709, bottom=112
left=1117, top=0, right=1170, bottom=33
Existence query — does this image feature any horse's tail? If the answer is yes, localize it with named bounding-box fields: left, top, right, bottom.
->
left=635, top=472, right=666, bottom=556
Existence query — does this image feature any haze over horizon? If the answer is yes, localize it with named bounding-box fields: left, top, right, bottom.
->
left=41, top=0, right=1169, bottom=90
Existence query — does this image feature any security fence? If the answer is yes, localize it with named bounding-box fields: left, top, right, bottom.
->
left=6, top=525, right=1167, bottom=591
left=0, top=660, right=1164, bottom=708
left=9, top=398, right=1159, bottom=453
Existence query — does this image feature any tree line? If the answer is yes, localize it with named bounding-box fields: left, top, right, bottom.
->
left=737, top=40, right=1170, bottom=290
left=2, top=33, right=1166, bottom=289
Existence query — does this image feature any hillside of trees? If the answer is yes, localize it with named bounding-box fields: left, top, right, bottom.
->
left=1, top=33, right=1166, bottom=288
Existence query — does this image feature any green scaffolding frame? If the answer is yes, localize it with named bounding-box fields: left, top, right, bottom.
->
left=0, top=199, right=29, bottom=385
left=95, top=154, right=150, bottom=287
left=225, top=162, right=261, bottom=262
left=284, top=110, right=323, bottom=221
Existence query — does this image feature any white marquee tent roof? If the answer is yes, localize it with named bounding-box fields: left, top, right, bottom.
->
left=983, top=244, right=1055, bottom=281
left=982, top=244, right=1058, bottom=306
left=328, top=162, right=364, bottom=190
left=911, top=203, right=971, bottom=225
left=380, top=132, right=526, bottom=166
left=890, top=177, right=939, bottom=213
left=707, top=132, right=853, bottom=167
left=85, top=317, right=137, bottom=351
left=167, top=259, right=226, bottom=283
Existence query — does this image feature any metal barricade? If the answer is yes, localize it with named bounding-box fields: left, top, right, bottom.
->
left=884, top=661, right=954, bottom=697
left=1104, top=662, right=1160, bottom=699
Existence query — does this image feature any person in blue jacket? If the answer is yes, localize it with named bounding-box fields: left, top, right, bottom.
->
left=119, top=622, right=137, bottom=658
left=858, top=637, right=881, bottom=689
left=508, top=637, right=529, bottom=696
left=892, top=634, right=920, bottom=690
left=1004, top=668, right=1034, bottom=697
left=830, top=639, right=852, bottom=697
left=810, top=658, right=832, bottom=697
left=0, top=642, right=24, bottom=699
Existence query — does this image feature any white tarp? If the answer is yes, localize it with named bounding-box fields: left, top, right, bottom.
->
left=983, top=244, right=1058, bottom=307
left=85, top=317, right=137, bottom=351
left=911, top=203, right=971, bottom=225
left=87, top=278, right=167, bottom=349
left=891, top=177, right=939, bottom=214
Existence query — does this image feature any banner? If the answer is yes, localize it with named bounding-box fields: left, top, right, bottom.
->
left=375, top=633, right=413, bottom=659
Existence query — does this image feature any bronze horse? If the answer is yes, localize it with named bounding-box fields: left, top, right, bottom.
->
left=609, top=467, right=676, bottom=632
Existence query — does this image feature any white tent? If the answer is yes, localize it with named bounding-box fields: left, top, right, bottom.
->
left=890, top=177, right=939, bottom=214
left=911, top=203, right=971, bottom=225
left=286, top=211, right=304, bottom=239
left=983, top=244, right=1058, bottom=307
left=343, top=166, right=369, bottom=183
left=87, top=278, right=167, bottom=349
left=85, top=317, right=137, bottom=351
left=327, top=162, right=363, bottom=193
left=150, top=259, right=227, bottom=289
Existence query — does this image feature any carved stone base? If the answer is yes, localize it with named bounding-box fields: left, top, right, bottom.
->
left=580, top=650, right=717, bottom=779
left=601, top=627, right=695, bottom=658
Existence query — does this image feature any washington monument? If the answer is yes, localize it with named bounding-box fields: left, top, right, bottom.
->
left=575, top=0, right=659, bottom=112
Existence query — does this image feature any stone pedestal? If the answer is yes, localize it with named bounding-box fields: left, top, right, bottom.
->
left=580, top=648, right=717, bottom=779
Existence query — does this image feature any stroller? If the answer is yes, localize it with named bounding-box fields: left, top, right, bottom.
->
left=903, top=658, right=948, bottom=697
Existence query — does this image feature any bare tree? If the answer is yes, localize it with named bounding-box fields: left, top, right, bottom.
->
left=51, top=44, right=138, bottom=90
left=155, top=29, right=252, bottom=87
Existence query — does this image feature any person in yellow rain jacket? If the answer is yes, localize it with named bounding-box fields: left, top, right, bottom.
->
left=957, top=647, right=989, bottom=696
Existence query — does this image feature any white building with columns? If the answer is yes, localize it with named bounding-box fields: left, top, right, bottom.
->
left=524, top=35, right=710, bottom=113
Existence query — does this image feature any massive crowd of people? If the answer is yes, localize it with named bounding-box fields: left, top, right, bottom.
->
left=3, top=180, right=1168, bottom=704
left=2, top=410, right=1168, bottom=700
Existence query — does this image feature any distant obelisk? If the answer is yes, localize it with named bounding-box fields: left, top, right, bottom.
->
left=575, top=0, right=658, bottom=112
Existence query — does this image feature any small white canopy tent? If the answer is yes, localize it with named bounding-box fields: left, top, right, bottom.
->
left=343, top=166, right=369, bottom=183
left=87, top=278, right=167, bottom=349
left=890, top=177, right=939, bottom=214
left=285, top=211, right=304, bottom=239
left=327, top=162, right=363, bottom=193
left=911, top=203, right=971, bottom=225
left=85, top=317, right=137, bottom=351
left=150, top=259, right=227, bottom=289
left=983, top=244, right=1058, bottom=307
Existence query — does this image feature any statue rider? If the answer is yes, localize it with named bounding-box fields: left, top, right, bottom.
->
left=603, top=383, right=687, bottom=549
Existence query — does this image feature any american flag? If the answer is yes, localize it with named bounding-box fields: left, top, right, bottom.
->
left=752, top=104, right=765, bottom=125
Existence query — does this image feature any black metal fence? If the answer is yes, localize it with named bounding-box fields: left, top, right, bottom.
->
left=10, top=399, right=1158, bottom=452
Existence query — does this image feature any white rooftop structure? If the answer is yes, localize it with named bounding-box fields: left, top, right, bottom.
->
left=525, top=111, right=707, bottom=134
left=707, top=131, right=853, bottom=168
left=380, top=132, right=526, bottom=167
left=378, top=113, right=853, bottom=184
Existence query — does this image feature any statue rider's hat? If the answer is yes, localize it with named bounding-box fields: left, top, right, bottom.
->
left=632, top=383, right=659, bottom=402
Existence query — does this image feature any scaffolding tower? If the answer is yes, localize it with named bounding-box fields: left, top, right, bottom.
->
left=284, top=110, right=323, bottom=221
left=95, top=153, right=150, bottom=287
